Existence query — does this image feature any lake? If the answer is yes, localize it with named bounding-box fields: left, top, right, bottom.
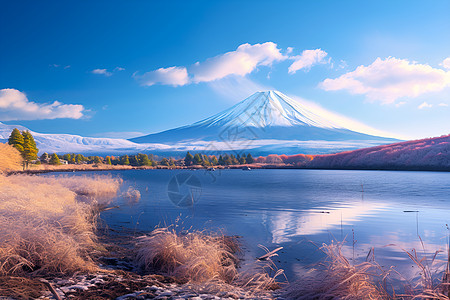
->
left=54, top=169, right=450, bottom=284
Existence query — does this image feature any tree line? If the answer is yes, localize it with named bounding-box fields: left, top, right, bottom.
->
left=8, top=129, right=255, bottom=167
left=184, top=151, right=254, bottom=166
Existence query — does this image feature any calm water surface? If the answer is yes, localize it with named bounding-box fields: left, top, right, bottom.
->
left=57, top=169, right=450, bottom=282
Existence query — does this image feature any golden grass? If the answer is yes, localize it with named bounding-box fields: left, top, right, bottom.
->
left=135, top=227, right=286, bottom=298
left=284, top=241, right=390, bottom=300
left=0, top=174, right=121, bottom=276
left=0, top=143, right=23, bottom=173
left=135, top=227, right=239, bottom=283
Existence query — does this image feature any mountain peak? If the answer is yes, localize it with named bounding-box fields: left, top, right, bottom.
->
left=193, top=90, right=341, bottom=129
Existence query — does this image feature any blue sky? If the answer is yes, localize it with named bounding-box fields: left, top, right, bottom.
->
left=0, top=0, right=449, bottom=140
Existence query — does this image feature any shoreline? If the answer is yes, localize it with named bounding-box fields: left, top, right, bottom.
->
left=7, top=164, right=450, bottom=176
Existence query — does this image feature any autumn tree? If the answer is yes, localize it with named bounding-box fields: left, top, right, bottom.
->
left=120, top=155, right=130, bottom=165
left=21, top=131, right=38, bottom=162
left=137, top=153, right=151, bottom=166
left=160, top=158, right=169, bottom=166
left=49, top=153, right=61, bottom=165
left=76, top=154, right=84, bottom=164
left=8, top=128, right=24, bottom=153
left=211, top=155, right=218, bottom=166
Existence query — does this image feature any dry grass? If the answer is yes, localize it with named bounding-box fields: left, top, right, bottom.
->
left=123, top=186, right=141, bottom=204
left=0, top=174, right=121, bottom=276
left=0, top=143, right=23, bottom=173
left=283, top=239, right=450, bottom=300
left=135, top=227, right=286, bottom=298
left=135, top=227, right=240, bottom=283
left=284, top=241, right=390, bottom=300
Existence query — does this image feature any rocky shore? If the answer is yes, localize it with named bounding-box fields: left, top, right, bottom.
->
left=36, top=272, right=281, bottom=300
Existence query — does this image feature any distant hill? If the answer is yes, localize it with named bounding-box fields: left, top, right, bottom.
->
left=0, top=143, right=23, bottom=173
left=304, top=134, right=450, bottom=171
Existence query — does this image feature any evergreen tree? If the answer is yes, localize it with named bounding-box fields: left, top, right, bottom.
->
left=193, top=153, right=202, bottom=165
left=76, top=154, right=84, bottom=164
left=120, top=155, right=130, bottom=165
left=63, top=154, right=71, bottom=162
left=246, top=153, right=254, bottom=164
left=239, top=156, right=246, bottom=164
left=160, top=158, right=169, bottom=166
left=169, top=158, right=176, bottom=167
left=184, top=151, right=194, bottom=166
left=218, top=155, right=224, bottom=165
left=137, top=153, right=151, bottom=166
left=105, top=156, right=112, bottom=165
left=223, top=154, right=232, bottom=165
left=21, top=131, right=38, bottom=161
left=202, top=154, right=210, bottom=166
left=94, top=156, right=102, bottom=164
left=230, top=154, right=239, bottom=165
left=40, top=152, right=49, bottom=162
left=49, top=153, right=61, bottom=165
left=8, top=128, right=24, bottom=153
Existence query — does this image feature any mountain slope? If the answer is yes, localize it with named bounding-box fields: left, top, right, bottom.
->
left=305, top=134, right=450, bottom=170
left=0, top=122, right=164, bottom=155
left=130, top=91, right=398, bottom=146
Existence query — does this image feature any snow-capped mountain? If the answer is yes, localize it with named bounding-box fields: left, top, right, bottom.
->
left=0, top=122, right=165, bottom=155
left=130, top=91, right=398, bottom=146
left=0, top=91, right=400, bottom=155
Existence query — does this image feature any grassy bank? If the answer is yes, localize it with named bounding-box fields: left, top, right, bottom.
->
left=1, top=168, right=450, bottom=299
left=0, top=174, right=122, bottom=276
left=0, top=143, right=23, bottom=173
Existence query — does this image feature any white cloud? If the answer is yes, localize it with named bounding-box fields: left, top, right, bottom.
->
left=135, top=42, right=287, bottom=87
left=438, top=103, right=449, bottom=107
left=92, top=68, right=112, bottom=76
left=441, top=57, right=450, bottom=70
left=190, top=42, right=286, bottom=83
left=320, top=57, right=450, bottom=104
left=0, top=88, right=85, bottom=121
left=51, top=64, right=70, bottom=69
left=92, top=67, right=124, bottom=76
left=135, top=66, right=189, bottom=87
left=288, top=49, right=329, bottom=74
left=418, top=102, right=433, bottom=109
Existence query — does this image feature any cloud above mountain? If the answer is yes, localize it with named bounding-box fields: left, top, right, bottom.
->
left=0, top=88, right=85, bottom=121
left=320, top=57, right=450, bottom=104
left=135, top=66, right=189, bottom=86
left=135, top=42, right=327, bottom=86
left=288, top=49, right=329, bottom=73
left=190, top=42, right=286, bottom=83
